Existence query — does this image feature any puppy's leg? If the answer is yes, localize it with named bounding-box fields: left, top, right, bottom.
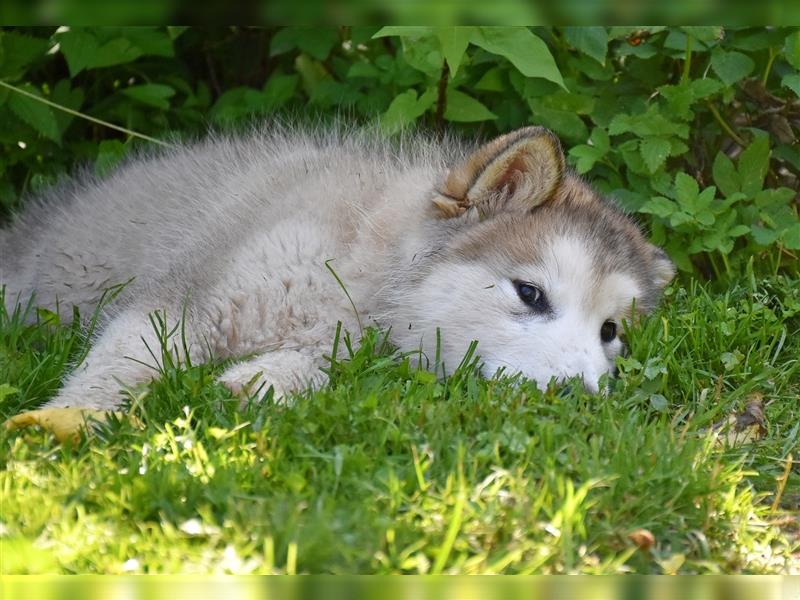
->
left=217, top=349, right=328, bottom=402
left=44, top=307, right=205, bottom=410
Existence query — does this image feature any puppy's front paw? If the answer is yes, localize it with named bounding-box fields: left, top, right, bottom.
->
left=217, top=351, right=326, bottom=404
left=217, top=363, right=291, bottom=403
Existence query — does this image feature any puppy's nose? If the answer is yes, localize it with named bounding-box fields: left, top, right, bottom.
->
left=557, top=373, right=600, bottom=395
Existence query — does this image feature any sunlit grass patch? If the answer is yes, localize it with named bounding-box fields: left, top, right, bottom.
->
left=1, top=276, right=798, bottom=574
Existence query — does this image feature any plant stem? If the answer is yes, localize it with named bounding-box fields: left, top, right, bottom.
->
left=762, top=47, right=778, bottom=87
left=705, top=100, right=746, bottom=146
left=435, top=60, right=449, bottom=134
left=681, top=34, right=693, bottom=84
left=0, top=80, right=173, bottom=147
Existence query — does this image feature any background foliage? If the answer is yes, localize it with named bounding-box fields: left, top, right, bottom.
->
left=1, top=27, right=798, bottom=575
left=1, top=26, right=799, bottom=281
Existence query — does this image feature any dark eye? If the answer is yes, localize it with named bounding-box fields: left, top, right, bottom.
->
left=600, top=320, right=617, bottom=343
left=514, top=280, right=549, bottom=312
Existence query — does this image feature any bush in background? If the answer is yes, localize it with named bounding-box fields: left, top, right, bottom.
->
left=0, top=26, right=798, bottom=279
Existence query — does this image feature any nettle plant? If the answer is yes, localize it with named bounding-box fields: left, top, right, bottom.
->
left=0, top=26, right=798, bottom=279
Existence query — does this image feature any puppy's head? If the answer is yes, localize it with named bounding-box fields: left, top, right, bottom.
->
left=403, top=127, right=675, bottom=391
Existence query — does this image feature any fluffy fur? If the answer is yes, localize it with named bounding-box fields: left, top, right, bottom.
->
left=0, top=124, right=674, bottom=409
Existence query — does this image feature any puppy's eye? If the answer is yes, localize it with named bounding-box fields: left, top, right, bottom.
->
left=514, top=280, right=548, bottom=312
left=600, top=320, right=617, bottom=343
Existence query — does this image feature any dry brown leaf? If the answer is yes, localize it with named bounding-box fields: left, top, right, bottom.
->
left=628, top=528, right=656, bottom=551
left=4, top=407, right=142, bottom=444
left=709, top=393, right=767, bottom=448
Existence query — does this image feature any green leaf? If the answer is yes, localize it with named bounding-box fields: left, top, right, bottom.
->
left=738, top=137, right=770, bottom=197
left=474, top=67, right=505, bottom=92
left=347, top=62, right=380, bottom=79
left=167, top=26, right=189, bottom=40
left=590, top=127, right=610, bottom=153
left=118, top=27, right=174, bottom=58
left=640, top=196, right=677, bottom=218
left=58, top=30, right=144, bottom=76
left=720, top=351, right=741, bottom=371
left=270, top=27, right=340, bottom=61
left=209, top=87, right=267, bottom=124
left=50, top=79, right=84, bottom=136
left=57, top=30, right=98, bottom=76
left=608, top=107, right=689, bottom=139
left=381, top=89, right=435, bottom=133
left=640, top=137, right=671, bottom=173
left=373, top=27, right=434, bottom=39
left=528, top=101, right=587, bottom=142
left=437, top=27, right=473, bottom=76
left=781, top=74, right=800, bottom=98
left=710, top=49, right=754, bottom=86
left=0, top=31, right=49, bottom=79
left=121, top=84, right=175, bottom=109
left=95, top=139, right=127, bottom=177
left=727, top=225, right=751, bottom=238
left=712, top=152, right=740, bottom=198
left=689, top=78, right=724, bottom=100
left=399, top=36, right=443, bottom=77
left=262, top=74, right=298, bottom=110
left=470, top=27, right=565, bottom=89
left=751, top=225, right=780, bottom=246
left=0, top=383, right=19, bottom=404
left=568, top=145, right=605, bottom=174
left=783, top=30, right=800, bottom=70
left=649, top=394, right=668, bottom=412
left=295, top=54, right=331, bottom=96
left=782, top=223, right=800, bottom=249
left=7, top=84, right=60, bottom=142
left=562, top=27, right=608, bottom=65
left=90, top=38, right=142, bottom=69
left=681, top=26, right=724, bottom=44
left=444, top=89, right=497, bottom=122
left=674, top=172, right=699, bottom=206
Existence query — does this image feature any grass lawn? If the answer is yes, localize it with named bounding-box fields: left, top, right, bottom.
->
left=1, top=274, right=798, bottom=574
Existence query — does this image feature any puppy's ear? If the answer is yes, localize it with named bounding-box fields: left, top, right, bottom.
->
left=432, top=127, right=565, bottom=219
left=650, top=247, right=676, bottom=289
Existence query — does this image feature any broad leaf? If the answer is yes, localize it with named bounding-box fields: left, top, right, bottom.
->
left=782, top=223, right=800, bottom=249
left=381, top=89, right=435, bottom=133
left=782, top=74, right=800, bottom=98
left=373, top=27, right=434, bottom=39
left=0, top=31, right=49, bottom=79
left=712, top=152, right=740, bottom=198
left=444, top=89, right=497, bottom=122
left=122, top=84, right=175, bottom=109
left=562, top=27, right=608, bottom=65
left=471, top=27, right=565, bottom=89
left=738, top=137, right=770, bottom=197
left=710, top=49, right=754, bottom=86
left=270, top=27, right=340, bottom=61
left=640, top=196, right=676, bottom=218
left=7, top=84, right=60, bottom=142
left=640, top=137, right=671, bottom=173
left=437, top=27, right=473, bottom=76
left=784, top=30, right=800, bottom=70
left=568, top=145, right=605, bottom=174
left=674, top=172, right=699, bottom=206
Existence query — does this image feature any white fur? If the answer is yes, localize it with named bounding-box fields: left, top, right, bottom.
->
left=390, top=236, right=637, bottom=392
left=0, top=126, right=666, bottom=409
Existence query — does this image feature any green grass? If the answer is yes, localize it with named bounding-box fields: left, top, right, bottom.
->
left=1, top=274, right=798, bottom=574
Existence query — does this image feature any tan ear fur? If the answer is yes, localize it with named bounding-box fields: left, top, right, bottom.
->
left=651, top=247, right=676, bottom=289
left=433, top=127, right=565, bottom=219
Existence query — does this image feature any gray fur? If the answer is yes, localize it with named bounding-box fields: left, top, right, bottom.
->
left=1, top=125, right=673, bottom=409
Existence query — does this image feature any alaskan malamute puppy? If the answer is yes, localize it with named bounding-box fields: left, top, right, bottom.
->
left=1, top=126, right=674, bottom=409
